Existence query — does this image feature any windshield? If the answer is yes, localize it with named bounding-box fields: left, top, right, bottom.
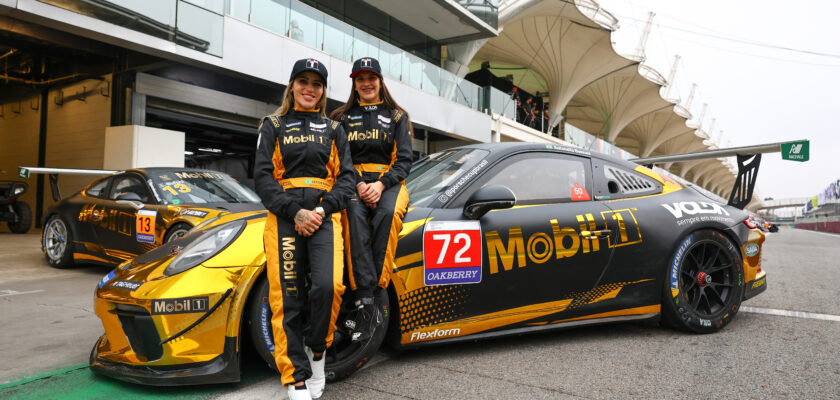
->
left=406, top=148, right=490, bottom=207
left=149, top=171, right=261, bottom=205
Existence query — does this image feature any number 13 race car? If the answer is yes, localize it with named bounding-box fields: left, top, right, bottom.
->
left=89, top=143, right=766, bottom=385
left=26, top=167, right=264, bottom=269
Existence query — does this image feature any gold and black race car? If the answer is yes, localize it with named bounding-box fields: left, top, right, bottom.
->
left=37, top=167, right=264, bottom=268
left=89, top=143, right=766, bottom=385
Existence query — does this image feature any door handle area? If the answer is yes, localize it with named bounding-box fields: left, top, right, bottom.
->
left=580, top=229, right=612, bottom=239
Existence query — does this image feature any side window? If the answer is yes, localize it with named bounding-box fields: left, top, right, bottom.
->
left=592, top=159, right=663, bottom=200
left=85, top=178, right=111, bottom=199
left=109, top=175, right=150, bottom=202
left=480, top=154, right=591, bottom=204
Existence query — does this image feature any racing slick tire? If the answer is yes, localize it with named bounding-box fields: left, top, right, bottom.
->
left=246, top=278, right=389, bottom=382
left=8, top=201, right=32, bottom=233
left=661, top=229, right=744, bottom=334
left=42, top=214, right=73, bottom=268
left=164, top=222, right=192, bottom=243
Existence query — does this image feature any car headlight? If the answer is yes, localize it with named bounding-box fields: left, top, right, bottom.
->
left=13, top=187, right=24, bottom=195
left=163, top=219, right=246, bottom=276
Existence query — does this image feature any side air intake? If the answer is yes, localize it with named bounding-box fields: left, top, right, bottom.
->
left=604, top=166, right=655, bottom=194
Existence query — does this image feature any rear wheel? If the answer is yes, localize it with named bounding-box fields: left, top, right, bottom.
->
left=8, top=201, right=32, bottom=233
left=662, top=229, right=744, bottom=333
left=43, top=215, right=73, bottom=268
left=246, top=278, right=389, bottom=381
left=164, top=223, right=192, bottom=243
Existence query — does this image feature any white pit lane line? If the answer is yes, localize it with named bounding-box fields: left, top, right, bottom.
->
left=0, top=289, right=45, bottom=297
left=740, top=306, right=840, bottom=322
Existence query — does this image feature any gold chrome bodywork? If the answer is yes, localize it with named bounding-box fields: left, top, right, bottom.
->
left=93, top=211, right=267, bottom=367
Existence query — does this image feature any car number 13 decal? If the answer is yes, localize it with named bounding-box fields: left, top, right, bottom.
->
left=136, top=209, right=156, bottom=243
left=423, top=221, right=482, bottom=286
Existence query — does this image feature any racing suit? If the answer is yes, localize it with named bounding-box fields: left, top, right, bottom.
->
left=254, top=109, right=355, bottom=386
left=341, top=102, right=412, bottom=301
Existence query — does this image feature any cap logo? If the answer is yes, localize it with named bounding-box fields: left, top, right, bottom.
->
left=306, top=59, right=319, bottom=69
left=361, top=58, right=372, bottom=67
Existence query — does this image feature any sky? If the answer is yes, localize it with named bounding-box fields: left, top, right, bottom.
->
left=596, top=0, right=840, bottom=201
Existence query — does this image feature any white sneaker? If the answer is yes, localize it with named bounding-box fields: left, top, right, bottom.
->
left=287, top=384, right=312, bottom=400
left=305, top=347, right=326, bottom=399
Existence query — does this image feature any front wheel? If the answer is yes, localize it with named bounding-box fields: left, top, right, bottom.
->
left=246, top=278, right=390, bottom=381
left=661, top=230, right=744, bottom=333
left=164, top=222, right=192, bottom=243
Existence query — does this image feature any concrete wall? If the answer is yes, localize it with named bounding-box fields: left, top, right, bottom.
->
left=0, top=95, right=40, bottom=232
left=103, top=125, right=185, bottom=170
left=43, top=78, right=112, bottom=214
left=0, top=77, right=112, bottom=231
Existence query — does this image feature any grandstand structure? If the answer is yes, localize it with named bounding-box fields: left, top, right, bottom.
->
left=448, top=0, right=759, bottom=209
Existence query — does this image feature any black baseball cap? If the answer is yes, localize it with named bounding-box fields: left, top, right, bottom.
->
left=350, top=57, right=382, bottom=78
left=289, top=58, right=328, bottom=84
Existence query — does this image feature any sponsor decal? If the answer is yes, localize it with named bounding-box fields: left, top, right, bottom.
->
left=281, top=237, right=299, bottom=297
left=410, top=327, right=461, bottom=342
left=662, top=201, right=730, bottom=219
left=751, top=276, right=766, bottom=290
left=699, top=318, right=711, bottom=327
left=136, top=209, right=156, bottom=243
left=305, top=58, right=319, bottom=69
left=442, top=159, right=489, bottom=199
left=151, top=296, right=209, bottom=315
left=348, top=115, right=362, bottom=120
left=485, top=210, right=643, bottom=274
left=670, top=235, right=694, bottom=298
left=423, top=221, right=482, bottom=286
left=570, top=182, right=590, bottom=201
left=98, top=270, right=117, bottom=289
left=109, top=280, right=143, bottom=291
left=310, top=122, right=326, bottom=129
left=377, top=115, right=391, bottom=124
left=745, top=243, right=759, bottom=257
left=348, top=122, right=362, bottom=127
left=260, top=301, right=275, bottom=353
left=363, top=105, right=378, bottom=111
left=286, top=121, right=302, bottom=127
left=172, top=199, right=181, bottom=205
left=179, top=209, right=209, bottom=218
left=174, top=172, right=227, bottom=180
left=662, top=201, right=734, bottom=226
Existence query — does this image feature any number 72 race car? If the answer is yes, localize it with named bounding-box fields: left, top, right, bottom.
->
left=89, top=143, right=766, bottom=385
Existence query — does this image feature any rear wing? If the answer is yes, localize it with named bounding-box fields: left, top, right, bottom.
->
left=630, top=140, right=809, bottom=209
left=18, top=166, right=117, bottom=201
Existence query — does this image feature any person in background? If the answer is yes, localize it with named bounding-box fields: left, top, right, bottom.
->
left=254, top=58, right=356, bottom=400
left=329, top=57, right=412, bottom=343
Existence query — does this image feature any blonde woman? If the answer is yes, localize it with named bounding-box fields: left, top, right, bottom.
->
left=254, top=58, right=355, bottom=400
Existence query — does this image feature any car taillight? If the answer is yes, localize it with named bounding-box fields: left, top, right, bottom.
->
left=743, top=218, right=757, bottom=229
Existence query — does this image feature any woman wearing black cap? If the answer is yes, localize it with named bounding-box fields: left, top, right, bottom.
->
left=254, top=58, right=356, bottom=400
left=329, top=57, right=412, bottom=343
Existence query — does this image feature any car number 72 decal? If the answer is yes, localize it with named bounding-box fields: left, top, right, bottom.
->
left=423, top=221, right=482, bottom=286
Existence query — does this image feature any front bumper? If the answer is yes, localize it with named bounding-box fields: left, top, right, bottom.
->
left=90, top=335, right=240, bottom=386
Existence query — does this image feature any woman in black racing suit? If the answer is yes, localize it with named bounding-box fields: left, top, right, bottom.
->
left=254, top=58, right=355, bottom=400
left=329, top=57, right=412, bottom=343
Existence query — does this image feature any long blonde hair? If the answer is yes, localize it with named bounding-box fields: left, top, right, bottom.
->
left=275, top=75, right=327, bottom=117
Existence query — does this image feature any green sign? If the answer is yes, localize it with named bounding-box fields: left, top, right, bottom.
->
left=17, top=167, right=29, bottom=179
left=781, top=140, right=809, bottom=162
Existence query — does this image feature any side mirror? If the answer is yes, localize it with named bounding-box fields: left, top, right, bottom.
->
left=463, top=184, right=516, bottom=220
left=116, top=192, right=142, bottom=201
